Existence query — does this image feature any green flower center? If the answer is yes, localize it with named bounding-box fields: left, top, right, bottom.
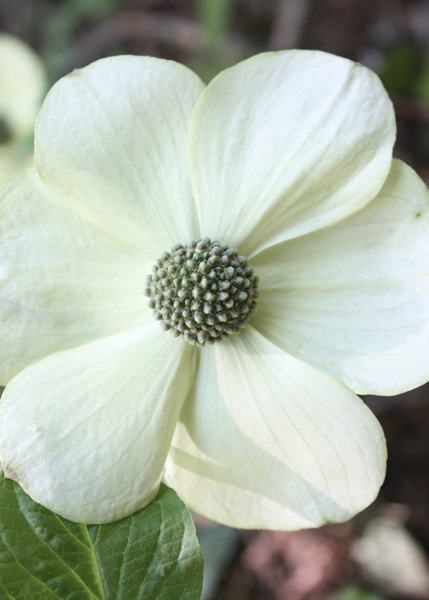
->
left=144, top=238, right=259, bottom=346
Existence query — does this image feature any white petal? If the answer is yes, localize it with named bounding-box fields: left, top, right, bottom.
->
left=165, top=327, right=386, bottom=530
left=189, top=51, right=395, bottom=255
left=0, top=326, right=195, bottom=523
left=252, top=159, right=429, bottom=395
left=36, top=56, right=205, bottom=251
left=0, top=169, right=151, bottom=384
left=0, top=34, right=46, bottom=144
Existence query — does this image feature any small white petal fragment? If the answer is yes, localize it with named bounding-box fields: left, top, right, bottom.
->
left=0, top=169, right=150, bottom=385
left=165, top=326, right=386, bottom=530
left=189, top=50, right=395, bottom=255
left=36, top=56, right=205, bottom=252
left=0, top=326, right=195, bottom=523
left=252, top=159, right=429, bottom=395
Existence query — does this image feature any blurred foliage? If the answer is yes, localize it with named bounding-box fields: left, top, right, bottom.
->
left=331, top=584, right=385, bottom=600
left=35, top=0, right=118, bottom=81
left=415, top=54, right=429, bottom=102
left=62, top=0, right=118, bottom=21
left=379, top=43, right=422, bottom=97
left=190, top=0, right=244, bottom=83
left=379, top=42, right=429, bottom=102
left=189, top=49, right=240, bottom=84
left=196, top=0, right=236, bottom=47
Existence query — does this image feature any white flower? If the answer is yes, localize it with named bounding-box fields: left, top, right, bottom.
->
left=1, top=51, right=429, bottom=528
left=0, top=34, right=46, bottom=187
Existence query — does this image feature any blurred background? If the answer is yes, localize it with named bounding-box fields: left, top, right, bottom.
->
left=1, top=1, right=429, bottom=599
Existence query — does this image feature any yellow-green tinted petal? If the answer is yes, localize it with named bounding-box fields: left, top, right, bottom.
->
left=0, top=34, right=46, bottom=145
left=165, top=327, right=386, bottom=530
left=252, top=159, right=429, bottom=396
left=0, top=326, right=195, bottom=523
left=36, top=55, right=205, bottom=252
left=189, top=50, right=395, bottom=256
left=0, top=169, right=151, bottom=385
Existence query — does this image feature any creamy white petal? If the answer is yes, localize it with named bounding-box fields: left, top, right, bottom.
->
left=0, top=34, right=46, bottom=145
left=0, top=169, right=151, bottom=385
left=0, top=326, right=195, bottom=523
left=36, top=56, right=205, bottom=252
left=189, top=50, right=395, bottom=256
left=252, top=159, right=429, bottom=395
left=165, top=327, right=386, bottom=530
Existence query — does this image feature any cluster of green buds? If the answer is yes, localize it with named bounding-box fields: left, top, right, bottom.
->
left=144, top=238, right=259, bottom=346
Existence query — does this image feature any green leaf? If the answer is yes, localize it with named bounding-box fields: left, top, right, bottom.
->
left=0, top=471, right=203, bottom=600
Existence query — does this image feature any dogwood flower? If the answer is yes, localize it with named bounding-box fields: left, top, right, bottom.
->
left=0, top=34, right=46, bottom=187
left=1, top=51, right=429, bottom=529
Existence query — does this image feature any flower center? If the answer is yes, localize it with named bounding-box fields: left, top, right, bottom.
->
left=144, top=238, right=259, bottom=346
